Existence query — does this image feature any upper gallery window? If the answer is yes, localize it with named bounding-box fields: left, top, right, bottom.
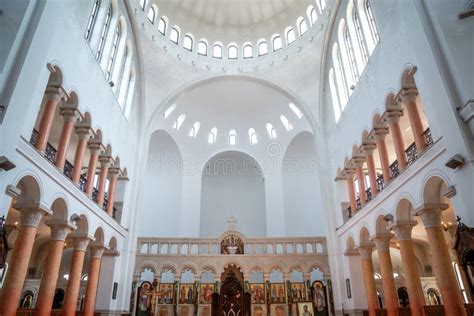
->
left=147, top=5, right=157, bottom=23
left=183, top=34, right=194, bottom=51
left=229, top=129, right=236, bottom=145
left=209, top=127, right=218, bottom=144
left=170, top=26, right=180, bottom=44
left=213, top=43, right=223, bottom=58
left=198, top=39, right=208, bottom=55
left=297, top=17, right=308, bottom=35
left=96, top=4, right=112, bottom=61
left=189, top=121, right=201, bottom=138
left=266, top=123, right=277, bottom=139
left=243, top=43, right=253, bottom=59
left=248, top=128, right=258, bottom=144
left=286, top=27, right=296, bottom=44
left=280, top=115, right=293, bottom=131
left=164, top=104, right=177, bottom=118
left=228, top=44, right=238, bottom=59
left=258, top=40, right=268, bottom=56
left=84, top=0, right=100, bottom=41
left=173, top=114, right=186, bottom=130
left=106, top=23, right=122, bottom=80
left=289, top=103, right=303, bottom=119
left=158, top=17, right=167, bottom=34
left=272, top=34, right=283, bottom=51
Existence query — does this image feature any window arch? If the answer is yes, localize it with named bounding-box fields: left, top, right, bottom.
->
left=158, top=16, right=168, bottom=35
left=280, top=115, right=293, bottom=131
left=363, top=0, right=379, bottom=47
left=198, top=39, right=208, bottom=55
left=105, top=22, right=122, bottom=81
left=352, top=8, right=369, bottom=64
left=229, top=129, right=236, bottom=145
left=228, top=44, right=238, bottom=59
left=139, top=0, right=147, bottom=10
left=346, top=2, right=366, bottom=74
left=329, top=68, right=342, bottom=122
left=343, top=25, right=359, bottom=85
left=147, top=5, right=157, bottom=23
left=286, top=27, right=296, bottom=44
left=96, top=3, right=112, bottom=61
left=124, top=68, right=136, bottom=119
left=248, top=128, right=258, bottom=144
left=257, top=40, right=268, bottom=56
left=316, top=0, right=326, bottom=13
left=289, top=103, right=303, bottom=119
left=163, top=104, right=177, bottom=118
left=266, top=123, right=277, bottom=139
left=183, top=33, right=194, bottom=51
left=116, top=43, right=129, bottom=95
left=213, top=42, right=223, bottom=58
left=208, top=127, right=217, bottom=144
left=85, top=0, right=100, bottom=41
left=297, top=17, right=308, bottom=35
left=307, top=5, right=317, bottom=25
left=332, top=43, right=349, bottom=106
left=272, top=34, right=282, bottom=51
left=243, top=43, right=253, bottom=59
left=189, top=121, right=200, bottom=138
left=173, top=114, right=186, bottom=130
left=170, top=26, right=180, bottom=44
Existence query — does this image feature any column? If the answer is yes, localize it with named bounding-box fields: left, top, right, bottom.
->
left=96, top=154, right=111, bottom=206
left=106, top=167, right=120, bottom=216
left=385, top=110, right=407, bottom=169
left=390, top=221, right=425, bottom=316
left=358, top=243, right=378, bottom=316
left=0, top=207, right=49, bottom=316
left=373, top=128, right=391, bottom=184
left=85, top=142, right=101, bottom=196
left=71, top=126, right=91, bottom=184
left=373, top=234, right=399, bottom=316
left=362, top=144, right=378, bottom=196
left=418, top=207, right=467, bottom=316
left=400, top=89, right=426, bottom=152
left=354, top=157, right=367, bottom=203
left=54, top=106, right=78, bottom=170
left=35, top=221, right=73, bottom=316
left=63, top=236, right=91, bottom=316
left=82, top=245, right=105, bottom=316
left=36, top=87, right=64, bottom=152
left=345, top=169, right=357, bottom=213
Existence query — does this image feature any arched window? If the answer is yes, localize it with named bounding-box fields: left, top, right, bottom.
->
left=272, top=34, right=282, bottom=51
left=243, top=43, right=253, bottom=58
left=364, top=0, right=379, bottom=45
left=189, top=121, right=200, bottom=138
left=106, top=23, right=121, bottom=80
left=124, top=68, right=136, bottom=118
left=96, top=3, right=112, bottom=61
left=170, top=26, right=180, bottom=44
left=307, top=5, right=317, bottom=25
left=198, top=39, right=208, bottom=55
left=213, top=43, right=223, bottom=58
left=297, top=17, right=308, bottom=35
left=289, top=103, right=303, bottom=119
left=453, top=262, right=469, bottom=303
left=158, top=17, right=167, bottom=35
left=329, top=68, right=342, bottom=122
left=229, top=129, right=236, bottom=145
left=208, top=127, right=217, bottom=144
left=163, top=104, right=177, bottom=118
left=266, top=123, right=277, bottom=139
left=286, top=27, right=296, bottom=44
left=147, top=5, right=157, bottom=23
left=280, top=115, right=293, bottom=131
left=139, top=0, right=147, bottom=10
left=316, top=0, right=326, bottom=13
left=173, top=114, right=186, bottom=130
left=343, top=26, right=359, bottom=84
left=116, top=44, right=129, bottom=95
left=333, top=43, right=349, bottom=104
left=85, top=0, right=100, bottom=41
left=257, top=40, right=268, bottom=56
left=228, top=44, right=238, bottom=59
left=353, top=9, right=369, bottom=64
left=183, top=34, right=194, bottom=51
left=248, top=128, right=258, bottom=144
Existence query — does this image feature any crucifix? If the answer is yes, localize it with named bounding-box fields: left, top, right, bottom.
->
left=226, top=216, right=237, bottom=231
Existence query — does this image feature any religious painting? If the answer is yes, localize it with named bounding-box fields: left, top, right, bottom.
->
left=199, top=283, right=214, bottom=304
left=250, top=283, right=265, bottom=304
left=427, top=288, right=441, bottom=305
left=137, top=282, right=153, bottom=315
left=269, top=283, right=286, bottom=303
left=179, top=283, right=195, bottom=304
left=290, top=283, right=307, bottom=302
left=297, top=302, right=315, bottom=316
left=157, top=283, right=174, bottom=304
left=312, top=281, right=327, bottom=314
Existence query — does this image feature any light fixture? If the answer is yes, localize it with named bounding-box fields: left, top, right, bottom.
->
left=0, top=156, right=16, bottom=171
left=441, top=220, right=454, bottom=231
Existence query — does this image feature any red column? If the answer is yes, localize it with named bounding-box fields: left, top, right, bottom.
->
left=35, top=222, right=72, bottom=316
left=71, top=127, right=91, bottom=184
left=0, top=207, right=49, bottom=316
left=85, top=143, right=101, bottom=196
left=386, top=111, right=407, bottom=169
left=400, top=89, right=427, bottom=153
left=63, top=236, right=90, bottom=316
left=345, top=170, right=357, bottom=213
left=97, top=155, right=111, bottom=206
left=54, top=107, right=78, bottom=170
left=354, top=158, right=367, bottom=202
left=373, top=128, right=391, bottom=184
left=82, top=246, right=105, bottom=316
left=36, top=87, right=64, bottom=152
left=358, top=244, right=378, bottom=316
left=362, top=144, right=378, bottom=196
left=106, top=168, right=120, bottom=216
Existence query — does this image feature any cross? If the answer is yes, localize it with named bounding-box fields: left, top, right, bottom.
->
left=226, top=216, right=237, bottom=231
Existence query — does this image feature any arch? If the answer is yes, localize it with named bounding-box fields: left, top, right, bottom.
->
left=169, top=25, right=180, bottom=44
left=307, top=5, right=317, bottom=25
left=74, top=214, right=89, bottom=235
left=285, top=26, right=296, bottom=44
left=297, top=16, right=308, bottom=35
left=138, top=260, right=159, bottom=274
left=158, top=16, right=168, bottom=35
left=202, top=265, right=218, bottom=275
left=257, top=39, right=268, bottom=56
left=198, top=38, right=208, bottom=55
left=160, top=263, right=178, bottom=275
left=346, top=236, right=356, bottom=252
left=401, top=65, right=418, bottom=89
left=93, top=226, right=105, bottom=245
left=422, top=175, right=450, bottom=205
left=47, top=63, right=64, bottom=86
left=108, top=236, right=118, bottom=250
left=228, top=43, right=238, bottom=59
left=243, top=42, right=253, bottom=59
left=14, top=174, right=42, bottom=206
left=50, top=197, right=69, bottom=222
left=147, top=4, right=158, bottom=23
left=271, top=34, right=282, bottom=51
left=359, top=226, right=371, bottom=244
left=375, top=213, right=390, bottom=234
left=183, top=33, right=194, bottom=51
left=395, top=197, right=415, bottom=223
left=212, top=42, right=223, bottom=58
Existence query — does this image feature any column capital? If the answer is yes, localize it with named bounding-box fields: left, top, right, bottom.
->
left=416, top=205, right=448, bottom=228
left=371, top=127, right=389, bottom=141
left=98, top=154, right=112, bottom=167
left=399, top=88, right=418, bottom=103
left=45, top=219, right=76, bottom=241
left=389, top=221, right=417, bottom=241
left=71, top=234, right=94, bottom=251
left=87, top=140, right=102, bottom=153
left=343, top=168, right=356, bottom=179
left=357, top=243, right=375, bottom=259
left=344, top=249, right=360, bottom=257
left=44, top=86, right=66, bottom=102
left=108, top=167, right=121, bottom=178
left=104, top=249, right=121, bottom=257
left=361, top=143, right=376, bottom=156
left=59, top=106, right=79, bottom=123
left=352, top=156, right=365, bottom=168
left=13, top=204, right=52, bottom=228
left=371, top=234, right=394, bottom=252
left=384, top=110, right=403, bottom=125
left=89, top=244, right=106, bottom=259
left=75, top=126, right=92, bottom=141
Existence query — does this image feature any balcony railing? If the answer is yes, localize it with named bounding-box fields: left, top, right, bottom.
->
left=79, top=174, right=87, bottom=192
left=63, top=160, right=73, bottom=179
left=92, top=187, right=99, bottom=203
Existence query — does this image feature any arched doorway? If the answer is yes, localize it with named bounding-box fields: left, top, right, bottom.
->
left=52, top=288, right=65, bottom=309
left=217, top=265, right=249, bottom=316
left=398, top=287, right=409, bottom=307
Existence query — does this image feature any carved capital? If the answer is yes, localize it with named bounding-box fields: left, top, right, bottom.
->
left=108, top=167, right=121, bottom=178
left=417, top=208, right=443, bottom=229
left=384, top=110, right=403, bottom=125
left=44, top=86, right=65, bottom=102
left=87, top=142, right=102, bottom=154
left=59, top=107, right=78, bottom=123
left=372, top=234, right=393, bottom=252
left=357, top=243, right=375, bottom=259
left=90, top=245, right=106, bottom=259
left=390, top=221, right=417, bottom=241
left=352, top=157, right=365, bottom=168
left=46, top=220, right=75, bottom=241
left=372, top=127, right=389, bottom=141
left=75, top=126, right=92, bottom=141
left=361, top=143, right=376, bottom=156
left=16, top=206, right=50, bottom=228
left=399, top=88, right=418, bottom=104
left=99, top=154, right=112, bottom=167
left=72, top=236, right=92, bottom=251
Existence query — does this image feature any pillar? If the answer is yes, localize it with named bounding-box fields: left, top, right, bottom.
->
left=390, top=221, right=425, bottom=316
left=71, top=126, right=91, bottom=184
left=35, top=222, right=73, bottom=316
left=358, top=243, right=378, bottom=316
left=400, top=89, right=427, bottom=152
left=345, top=169, right=357, bottom=213
left=63, top=236, right=91, bottom=316
left=36, top=87, right=64, bottom=152
left=354, top=157, right=367, bottom=202
left=373, top=128, right=391, bottom=184
left=96, top=155, right=111, bottom=206
left=82, top=245, right=105, bottom=316
left=373, top=234, right=399, bottom=316
left=106, top=168, right=120, bottom=216
left=418, top=207, right=467, bottom=316
left=85, top=142, right=101, bottom=196
left=0, top=207, right=49, bottom=316
left=385, top=111, right=407, bottom=169
left=362, top=144, right=378, bottom=196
